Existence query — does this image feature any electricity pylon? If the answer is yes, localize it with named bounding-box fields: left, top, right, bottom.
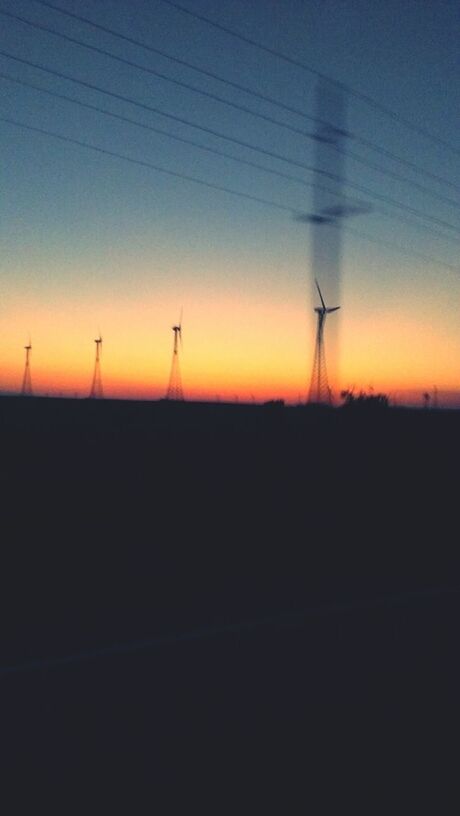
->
left=297, top=82, right=370, bottom=399
left=166, top=312, right=184, bottom=400
left=21, top=338, right=33, bottom=396
left=89, top=335, right=103, bottom=399
left=309, top=279, right=340, bottom=404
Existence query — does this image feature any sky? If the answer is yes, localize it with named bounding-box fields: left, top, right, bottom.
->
left=1, top=0, right=460, bottom=405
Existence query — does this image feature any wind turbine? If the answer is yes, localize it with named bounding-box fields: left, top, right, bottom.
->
left=89, top=333, right=104, bottom=399
left=21, top=336, right=33, bottom=396
left=166, top=309, right=184, bottom=400
left=309, top=279, right=340, bottom=404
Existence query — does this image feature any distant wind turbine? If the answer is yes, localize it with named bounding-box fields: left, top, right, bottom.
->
left=21, top=336, right=33, bottom=396
left=166, top=310, right=184, bottom=400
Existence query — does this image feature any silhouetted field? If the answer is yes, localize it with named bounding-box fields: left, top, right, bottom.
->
left=1, top=396, right=458, bottom=803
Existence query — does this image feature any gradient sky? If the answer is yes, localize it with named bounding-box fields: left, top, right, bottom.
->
left=1, top=0, right=460, bottom=404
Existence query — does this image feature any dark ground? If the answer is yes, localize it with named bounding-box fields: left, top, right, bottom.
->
left=1, top=396, right=458, bottom=807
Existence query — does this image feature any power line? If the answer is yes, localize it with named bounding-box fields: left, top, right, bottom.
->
left=0, top=71, right=337, bottom=199
left=0, top=114, right=299, bottom=214
left=0, top=8, right=319, bottom=142
left=341, top=223, right=460, bottom=275
left=0, top=49, right=331, bottom=179
left=5, top=3, right=460, bottom=213
left=343, top=146, right=460, bottom=212
left=374, top=207, right=460, bottom=248
left=26, top=0, right=460, bottom=195
left=2, top=115, right=458, bottom=274
left=352, top=134, right=460, bottom=195
left=156, top=0, right=460, bottom=158
left=2, top=49, right=459, bottom=237
left=25, top=0, right=339, bottom=133
left=3, top=70, right=460, bottom=250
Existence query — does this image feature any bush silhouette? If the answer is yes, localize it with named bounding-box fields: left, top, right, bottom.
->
left=340, top=389, right=389, bottom=410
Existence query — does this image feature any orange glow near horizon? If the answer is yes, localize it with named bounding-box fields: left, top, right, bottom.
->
left=2, top=285, right=460, bottom=407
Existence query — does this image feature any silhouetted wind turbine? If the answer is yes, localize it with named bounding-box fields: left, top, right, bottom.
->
left=166, top=309, right=184, bottom=400
left=309, top=279, right=340, bottom=404
left=89, top=333, right=103, bottom=399
left=21, top=336, right=33, bottom=396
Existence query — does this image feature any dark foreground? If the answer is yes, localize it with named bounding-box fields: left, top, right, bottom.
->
left=1, top=397, right=458, bottom=805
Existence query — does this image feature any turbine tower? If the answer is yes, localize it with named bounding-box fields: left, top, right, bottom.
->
left=309, top=81, right=347, bottom=395
left=166, top=311, right=184, bottom=401
left=297, top=82, right=369, bottom=400
left=21, top=338, right=33, bottom=396
left=309, top=279, right=340, bottom=404
left=89, top=335, right=103, bottom=399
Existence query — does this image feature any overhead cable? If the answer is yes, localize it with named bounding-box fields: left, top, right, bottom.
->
left=3, top=71, right=460, bottom=249
left=2, top=115, right=459, bottom=273
left=4, top=5, right=459, bottom=211
left=155, top=0, right=460, bottom=157
left=25, top=0, right=460, bottom=194
left=1, top=49, right=459, bottom=236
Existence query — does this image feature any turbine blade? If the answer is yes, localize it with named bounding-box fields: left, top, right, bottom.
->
left=179, top=307, right=183, bottom=330
left=327, top=307, right=340, bottom=313
left=315, top=279, right=326, bottom=310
